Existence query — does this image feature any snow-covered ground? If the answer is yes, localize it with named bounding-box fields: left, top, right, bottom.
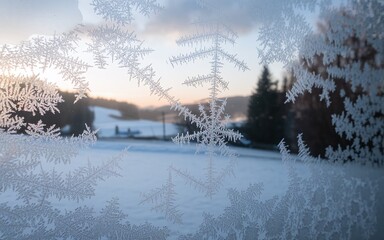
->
left=42, top=139, right=285, bottom=237
left=3, top=106, right=383, bottom=238
left=2, top=135, right=383, bottom=238
left=82, top=106, right=299, bottom=236
left=44, top=139, right=384, bottom=238
left=2, top=106, right=382, bottom=238
left=93, top=106, right=180, bottom=138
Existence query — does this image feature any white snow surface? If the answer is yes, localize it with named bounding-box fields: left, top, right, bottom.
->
left=2, top=138, right=383, bottom=239
left=47, top=140, right=286, bottom=238
left=93, top=106, right=180, bottom=138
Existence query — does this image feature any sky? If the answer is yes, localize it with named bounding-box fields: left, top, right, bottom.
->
left=0, top=0, right=305, bottom=108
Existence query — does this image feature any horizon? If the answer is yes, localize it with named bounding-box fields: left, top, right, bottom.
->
left=82, top=89, right=250, bottom=110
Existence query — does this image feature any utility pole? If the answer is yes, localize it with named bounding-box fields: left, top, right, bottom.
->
left=162, top=111, right=166, bottom=141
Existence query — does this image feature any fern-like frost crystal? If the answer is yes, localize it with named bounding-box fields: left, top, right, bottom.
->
left=257, top=0, right=384, bottom=166
left=0, top=0, right=170, bottom=238
left=136, top=0, right=252, bottom=223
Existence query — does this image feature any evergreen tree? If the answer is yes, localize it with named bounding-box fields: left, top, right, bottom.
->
left=246, top=66, right=283, bottom=146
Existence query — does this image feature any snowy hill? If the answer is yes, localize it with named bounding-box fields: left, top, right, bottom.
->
left=93, top=106, right=180, bottom=138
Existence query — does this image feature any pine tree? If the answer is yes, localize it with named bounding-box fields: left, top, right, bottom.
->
left=246, top=66, right=283, bottom=146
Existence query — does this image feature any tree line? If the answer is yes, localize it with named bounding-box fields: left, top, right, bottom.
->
left=243, top=24, right=381, bottom=158
left=242, top=65, right=343, bottom=157
left=15, top=92, right=140, bottom=136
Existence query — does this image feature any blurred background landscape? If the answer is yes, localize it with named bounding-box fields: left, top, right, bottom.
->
left=16, top=63, right=350, bottom=160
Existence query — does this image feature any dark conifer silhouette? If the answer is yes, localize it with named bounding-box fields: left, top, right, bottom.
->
left=245, top=66, right=283, bottom=147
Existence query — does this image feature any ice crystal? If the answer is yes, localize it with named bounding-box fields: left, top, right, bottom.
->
left=0, top=127, right=136, bottom=239
left=168, top=0, right=248, bottom=159
left=0, top=197, right=169, bottom=240
left=0, top=129, right=120, bottom=200
left=179, top=183, right=278, bottom=240
left=0, top=75, right=63, bottom=133
left=138, top=0, right=248, bottom=222
left=0, top=0, right=170, bottom=238
left=257, top=0, right=384, bottom=165
left=255, top=0, right=326, bottom=65
left=273, top=137, right=378, bottom=239
left=0, top=32, right=90, bottom=102
left=2, top=0, right=382, bottom=238
left=174, top=0, right=383, bottom=231
left=180, top=137, right=379, bottom=239
left=140, top=169, right=182, bottom=224
left=86, top=24, right=153, bottom=72
left=92, top=0, right=162, bottom=25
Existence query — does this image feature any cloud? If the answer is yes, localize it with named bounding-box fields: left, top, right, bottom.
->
left=0, top=0, right=82, bottom=44
left=144, top=0, right=259, bottom=36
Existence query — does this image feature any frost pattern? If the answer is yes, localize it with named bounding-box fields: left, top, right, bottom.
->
left=0, top=197, right=168, bottom=240
left=87, top=0, right=247, bottom=222
left=136, top=0, right=248, bottom=221
left=176, top=0, right=382, bottom=237
left=0, top=75, right=62, bottom=133
left=92, top=0, right=162, bottom=25
left=0, top=29, right=98, bottom=157
left=140, top=169, right=182, bottom=224
left=86, top=24, right=153, bottom=71
left=0, top=32, right=90, bottom=101
left=180, top=136, right=378, bottom=239
left=0, top=130, right=133, bottom=239
left=0, top=0, right=170, bottom=238
left=168, top=1, right=249, bottom=197
left=255, top=0, right=328, bottom=65
left=2, top=0, right=382, bottom=238
left=258, top=0, right=384, bottom=165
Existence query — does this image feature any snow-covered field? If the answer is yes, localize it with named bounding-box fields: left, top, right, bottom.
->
left=1, top=135, right=383, bottom=238
left=93, top=106, right=180, bottom=138
left=52, top=139, right=284, bottom=237
left=2, top=104, right=383, bottom=238
left=57, top=107, right=298, bottom=237
left=24, top=101, right=384, bottom=238
left=46, top=139, right=383, bottom=239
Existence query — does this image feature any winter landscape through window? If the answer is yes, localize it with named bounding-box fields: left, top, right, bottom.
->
left=0, top=0, right=383, bottom=239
